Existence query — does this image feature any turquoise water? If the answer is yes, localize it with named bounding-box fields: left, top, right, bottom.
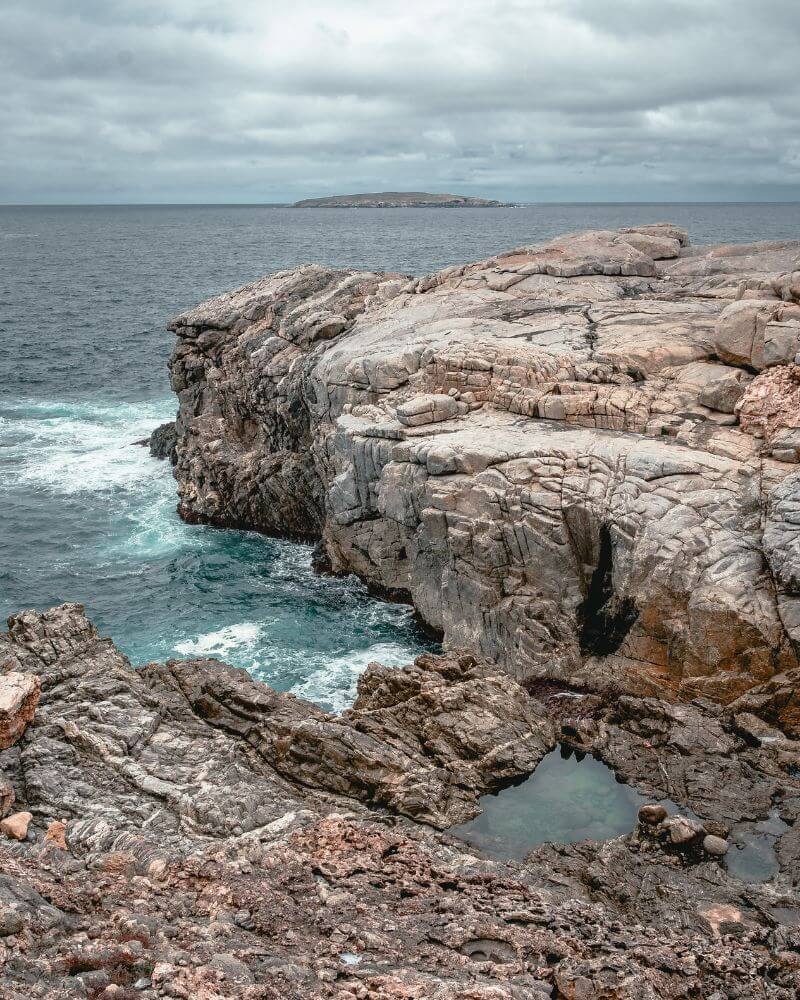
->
left=450, top=746, right=647, bottom=859
left=0, top=395, right=430, bottom=711
left=3, top=204, right=799, bottom=710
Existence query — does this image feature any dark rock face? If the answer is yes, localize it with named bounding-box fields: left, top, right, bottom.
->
left=1, top=604, right=800, bottom=996
left=148, top=421, right=178, bottom=463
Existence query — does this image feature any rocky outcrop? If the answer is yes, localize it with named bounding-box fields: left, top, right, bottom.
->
left=2, top=604, right=800, bottom=997
left=148, top=421, right=178, bottom=463
left=0, top=604, right=553, bottom=838
left=168, top=226, right=800, bottom=702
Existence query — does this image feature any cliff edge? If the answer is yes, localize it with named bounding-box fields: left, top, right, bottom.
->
left=167, top=225, right=800, bottom=704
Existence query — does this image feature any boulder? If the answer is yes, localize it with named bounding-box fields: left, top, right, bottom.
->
left=698, top=369, right=750, bottom=413
left=638, top=803, right=668, bottom=825
left=713, top=300, right=778, bottom=370
left=703, top=834, right=729, bottom=857
left=0, top=671, right=40, bottom=749
left=0, top=811, right=32, bottom=841
left=770, top=269, right=800, bottom=303
left=662, top=815, right=705, bottom=846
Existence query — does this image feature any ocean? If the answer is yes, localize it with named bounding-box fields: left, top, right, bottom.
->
left=2, top=202, right=798, bottom=709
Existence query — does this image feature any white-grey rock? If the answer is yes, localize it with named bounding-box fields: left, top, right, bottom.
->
left=167, top=228, right=800, bottom=703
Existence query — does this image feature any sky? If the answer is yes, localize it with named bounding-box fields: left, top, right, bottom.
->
left=2, top=0, right=799, bottom=204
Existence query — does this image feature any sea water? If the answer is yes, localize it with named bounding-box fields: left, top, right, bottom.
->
left=3, top=203, right=799, bottom=710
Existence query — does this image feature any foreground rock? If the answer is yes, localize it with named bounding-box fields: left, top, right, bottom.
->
left=168, top=226, right=800, bottom=702
left=1, top=604, right=799, bottom=996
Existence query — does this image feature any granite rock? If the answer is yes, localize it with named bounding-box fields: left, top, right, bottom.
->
left=167, top=227, right=800, bottom=702
left=0, top=671, right=40, bottom=749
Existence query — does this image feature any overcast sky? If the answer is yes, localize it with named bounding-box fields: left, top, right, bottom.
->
left=2, top=0, right=799, bottom=204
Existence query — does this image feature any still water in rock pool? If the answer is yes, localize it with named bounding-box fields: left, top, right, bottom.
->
left=725, top=810, right=789, bottom=884
left=451, top=746, right=647, bottom=860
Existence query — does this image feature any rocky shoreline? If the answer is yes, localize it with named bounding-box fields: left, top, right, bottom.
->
left=2, top=225, right=800, bottom=996
left=167, top=224, right=800, bottom=702
left=1, top=604, right=800, bottom=997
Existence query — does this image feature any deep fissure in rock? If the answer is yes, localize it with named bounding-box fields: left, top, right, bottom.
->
left=578, top=524, right=639, bottom=656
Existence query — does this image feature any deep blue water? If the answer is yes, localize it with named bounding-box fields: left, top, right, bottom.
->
left=2, top=203, right=799, bottom=709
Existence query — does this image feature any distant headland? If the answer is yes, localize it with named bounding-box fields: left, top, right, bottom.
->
left=292, top=191, right=509, bottom=207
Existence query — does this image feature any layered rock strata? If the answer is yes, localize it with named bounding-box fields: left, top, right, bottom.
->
left=2, top=604, right=800, bottom=997
left=168, top=226, right=800, bottom=702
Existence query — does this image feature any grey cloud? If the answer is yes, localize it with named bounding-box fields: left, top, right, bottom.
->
left=0, top=0, right=798, bottom=202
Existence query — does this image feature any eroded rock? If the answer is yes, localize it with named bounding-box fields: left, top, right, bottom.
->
left=0, top=604, right=798, bottom=997
left=167, top=227, right=800, bottom=703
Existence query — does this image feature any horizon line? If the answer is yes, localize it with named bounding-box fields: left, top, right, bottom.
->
left=2, top=199, right=800, bottom=208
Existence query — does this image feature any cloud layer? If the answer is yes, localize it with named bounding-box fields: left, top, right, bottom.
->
left=2, top=0, right=799, bottom=202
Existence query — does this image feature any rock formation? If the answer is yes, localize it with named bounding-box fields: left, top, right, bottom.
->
left=1, top=604, right=800, bottom=997
left=148, top=421, right=178, bottom=464
left=167, top=225, right=800, bottom=703
left=6, top=225, right=800, bottom=996
left=0, top=669, right=39, bottom=750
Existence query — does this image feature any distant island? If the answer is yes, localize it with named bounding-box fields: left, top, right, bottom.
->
left=293, top=191, right=509, bottom=208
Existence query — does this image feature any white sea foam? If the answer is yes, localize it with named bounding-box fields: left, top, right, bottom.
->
left=173, top=622, right=265, bottom=661
left=289, top=641, right=413, bottom=713
left=1, top=397, right=175, bottom=495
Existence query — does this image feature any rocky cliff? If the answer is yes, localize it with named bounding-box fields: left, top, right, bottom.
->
left=2, top=604, right=800, bottom=997
left=168, top=225, right=800, bottom=703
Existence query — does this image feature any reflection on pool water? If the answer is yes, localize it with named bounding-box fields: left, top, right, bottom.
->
left=450, top=745, right=647, bottom=860
left=725, top=810, right=789, bottom=884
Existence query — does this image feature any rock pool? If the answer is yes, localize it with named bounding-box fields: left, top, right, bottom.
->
left=450, top=745, right=647, bottom=860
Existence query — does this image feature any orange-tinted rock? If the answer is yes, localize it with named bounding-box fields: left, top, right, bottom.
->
left=44, top=820, right=67, bottom=851
left=0, top=811, right=32, bottom=841
left=0, top=672, right=40, bottom=750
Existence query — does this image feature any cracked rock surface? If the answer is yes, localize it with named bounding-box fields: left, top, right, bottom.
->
left=168, top=225, right=800, bottom=701
left=1, top=604, right=800, bottom=998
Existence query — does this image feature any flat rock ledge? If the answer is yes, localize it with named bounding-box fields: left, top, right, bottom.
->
left=1, top=604, right=800, bottom=997
left=167, top=225, right=800, bottom=704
